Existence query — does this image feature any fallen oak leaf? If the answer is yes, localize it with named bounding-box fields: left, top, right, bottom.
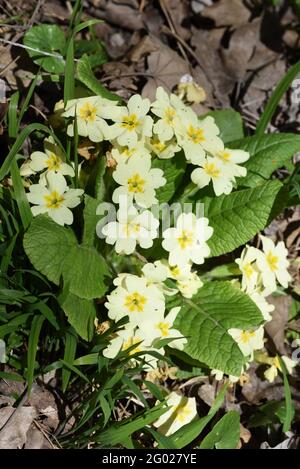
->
left=0, top=406, right=36, bottom=449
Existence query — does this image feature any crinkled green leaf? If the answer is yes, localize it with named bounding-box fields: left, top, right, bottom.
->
left=206, top=109, right=244, bottom=143
left=204, top=180, right=284, bottom=257
left=229, top=133, right=300, bottom=187
left=23, top=215, right=110, bottom=299
left=82, top=195, right=102, bottom=246
left=174, top=281, right=264, bottom=376
left=23, top=24, right=66, bottom=73
left=59, top=292, right=96, bottom=341
left=152, top=152, right=186, bottom=204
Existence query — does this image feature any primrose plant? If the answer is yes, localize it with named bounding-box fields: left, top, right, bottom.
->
left=1, top=52, right=298, bottom=443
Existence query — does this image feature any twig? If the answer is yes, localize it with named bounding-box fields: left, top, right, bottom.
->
left=0, top=55, right=20, bottom=77
left=161, top=27, right=220, bottom=103
left=139, top=0, right=147, bottom=12
left=0, top=38, right=65, bottom=61
left=159, top=0, right=190, bottom=68
left=0, top=385, right=28, bottom=434
left=134, top=250, right=148, bottom=264
left=27, top=0, right=46, bottom=28
left=33, top=419, right=60, bottom=449
left=101, top=72, right=154, bottom=83
left=29, top=104, right=48, bottom=121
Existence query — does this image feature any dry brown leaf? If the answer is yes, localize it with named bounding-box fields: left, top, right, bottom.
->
left=198, top=383, right=215, bottom=407
left=24, top=426, right=53, bottom=449
left=162, top=0, right=191, bottom=41
left=0, top=406, right=36, bottom=449
left=91, top=0, right=144, bottom=31
left=241, top=364, right=284, bottom=404
left=265, top=295, right=292, bottom=354
left=201, top=0, right=251, bottom=28
left=221, top=19, right=261, bottom=81
left=28, top=383, right=59, bottom=430
left=236, top=423, right=251, bottom=449
left=129, top=35, right=160, bottom=62
left=249, top=61, right=285, bottom=92
left=142, top=42, right=191, bottom=100
left=102, top=61, right=138, bottom=99
left=191, top=27, right=233, bottom=106
left=42, top=0, right=69, bottom=21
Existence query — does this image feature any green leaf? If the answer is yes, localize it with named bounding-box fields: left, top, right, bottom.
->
left=77, top=55, right=120, bottom=102
left=248, top=401, right=291, bottom=428
left=146, top=427, right=177, bottom=449
left=278, top=355, right=294, bottom=433
left=204, top=180, right=284, bottom=257
left=82, top=195, right=102, bottom=246
left=98, top=403, right=168, bottom=447
left=27, top=314, right=45, bottom=394
left=0, top=122, right=62, bottom=180
left=64, top=37, right=75, bottom=104
left=152, top=152, right=186, bottom=204
left=200, top=411, right=240, bottom=449
left=256, top=60, right=300, bottom=136
left=62, top=331, right=77, bottom=392
left=206, top=109, right=244, bottom=143
left=59, top=292, right=96, bottom=341
left=174, top=281, right=264, bottom=376
left=23, top=215, right=110, bottom=299
left=229, top=134, right=300, bottom=188
left=73, top=353, right=99, bottom=365
left=23, top=25, right=66, bottom=73
left=85, top=155, right=107, bottom=201
left=8, top=91, right=32, bottom=229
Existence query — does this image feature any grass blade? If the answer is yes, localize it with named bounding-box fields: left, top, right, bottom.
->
left=98, top=403, right=168, bottom=447
left=18, top=73, right=39, bottom=126
left=8, top=91, right=33, bottom=228
left=0, top=123, right=57, bottom=180
left=64, top=38, right=75, bottom=104
left=62, top=331, right=77, bottom=392
left=278, top=356, right=293, bottom=433
left=256, top=60, right=300, bottom=136
left=27, top=314, right=45, bottom=394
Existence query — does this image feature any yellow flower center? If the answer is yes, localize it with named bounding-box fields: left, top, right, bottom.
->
left=240, top=330, right=255, bottom=344
left=204, top=162, right=220, bottom=178
left=273, top=356, right=281, bottom=370
left=44, top=190, right=64, bottom=209
left=218, top=151, right=231, bottom=162
left=164, top=107, right=176, bottom=124
left=157, top=321, right=170, bottom=337
left=170, top=265, right=180, bottom=277
left=244, top=263, right=254, bottom=279
left=127, top=173, right=145, bottom=193
left=45, top=153, right=62, bottom=171
left=123, top=223, right=141, bottom=236
left=122, top=147, right=135, bottom=158
left=266, top=251, right=278, bottom=271
left=187, top=125, right=205, bottom=144
left=174, top=402, right=192, bottom=423
left=177, top=230, right=194, bottom=249
left=121, top=113, right=139, bottom=131
left=151, top=138, right=166, bottom=153
left=79, top=102, right=97, bottom=122
left=124, top=292, right=147, bottom=313
left=122, top=337, right=142, bottom=355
